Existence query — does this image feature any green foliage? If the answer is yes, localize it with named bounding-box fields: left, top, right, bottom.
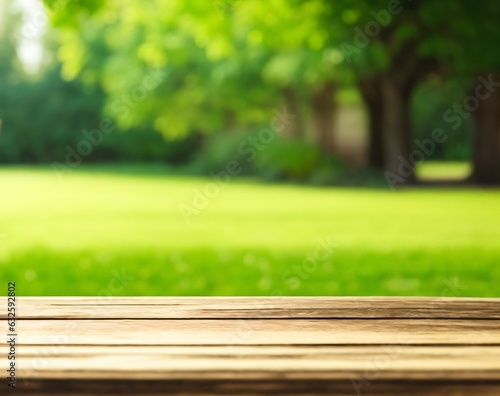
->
left=189, top=131, right=257, bottom=176
left=0, top=61, right=200, bottom=164
left=309, top=166, right=387, bottom=187
left=192, top=131, right=344, bottom=183
left=255, top=138, right=327, bottom=181
left=0, top=64, right=102, bottom=163
left=412, top=79, right=472, bottom=161
left=41, top=0, right=359, bottom=139
left=3, top=0, right=499, bottom=177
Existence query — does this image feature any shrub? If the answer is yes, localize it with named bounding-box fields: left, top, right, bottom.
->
left=189, top=131, right=258, bottom=176
left=255, top=138, right=328, bottom=182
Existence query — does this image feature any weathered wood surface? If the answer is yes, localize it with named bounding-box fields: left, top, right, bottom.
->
left=14, top=380, right=500, bottom=396
left=4, top=296, right=500, bottom=319
left=17, top=319, right=500, bottom=345
left=1, top=297, right=499, bottom=395
left=15, top=345, right=500, bottom=380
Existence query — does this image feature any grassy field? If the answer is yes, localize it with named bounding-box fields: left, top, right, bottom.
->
left=1, top=163, right=499, bottom=297
left=417, top=161, right=472, bottom=180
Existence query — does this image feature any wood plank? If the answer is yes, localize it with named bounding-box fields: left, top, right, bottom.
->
left=8, top=345, right=500, bottom=380
left=3, top=297, right=500, bottom=319
left=4, top=297, right=500, bottom=395
left=13, top=379, right=500, bottom=396
left=15, top=319, right=500, bottom=345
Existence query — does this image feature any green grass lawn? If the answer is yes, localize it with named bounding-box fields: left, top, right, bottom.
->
left=1, top=163, right=499, bottom=297
left=417, top=161, right=472, bottom=180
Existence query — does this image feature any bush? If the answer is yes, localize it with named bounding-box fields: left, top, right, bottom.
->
left=98, top=129, right=201, bottom=164
left=189, top=131, right=258, bottom=176
left=413, top=80, right=472, bottom=161
left=0, top=65, right=201, bottom=165
left=190, top=131, right=351, bottom=184
left=255, top=138, right=330, bottom=182
left=310, top=167, right=387, bottom=187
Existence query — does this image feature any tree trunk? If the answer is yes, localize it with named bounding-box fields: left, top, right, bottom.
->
left=472, top=74, right=500, bottom=184
left=367, top=101, right=385, bottom=168
left=359, top=77, right=385, bottom=168
left=223, top=108, right=236, bottom=133
left=360, top=73, right=416, bottom=184
left=311, top=81, right=337, bottom=154
left=380, top=75, right=416, bottom=185
left=357, top=34, right=438, bottom=183
left=280, top=87, right=302, bottom=139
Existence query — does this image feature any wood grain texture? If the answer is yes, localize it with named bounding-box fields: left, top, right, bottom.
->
left=2, top=297, right=499, bottom=395
left=6, top=345, right=500, bottom=380
left=12, top=380, right=500, bottom=396
left=3, top=296, right=500, bottom=319
left=15, top=318, right=500, bottom=345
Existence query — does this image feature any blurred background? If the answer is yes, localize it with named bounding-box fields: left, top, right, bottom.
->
left=0, top=0, right=499, bottom=296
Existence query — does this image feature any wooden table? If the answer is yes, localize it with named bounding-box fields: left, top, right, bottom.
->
left=2, top=297, right=500, bottom=395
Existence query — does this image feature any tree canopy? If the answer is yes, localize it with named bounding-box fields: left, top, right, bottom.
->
left=27, top=0, right=500, bottom=184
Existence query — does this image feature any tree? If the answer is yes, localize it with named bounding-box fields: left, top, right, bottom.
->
left=43, top=0, right=500, bottom=185
left=418, top=0, right=500, bottom=184
left=456, top=3, right=500, bottom=184
left=43, top=0, right=354, bottom=156
left=471, top=73, right=500, bottom=184
left=340, top=0, right=442, bottom=182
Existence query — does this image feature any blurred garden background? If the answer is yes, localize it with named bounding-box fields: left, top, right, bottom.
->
left=0, top=0, right=499, bottom=296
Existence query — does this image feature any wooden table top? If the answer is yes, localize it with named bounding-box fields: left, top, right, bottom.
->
left=2, top=297, right=500, bottom=395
